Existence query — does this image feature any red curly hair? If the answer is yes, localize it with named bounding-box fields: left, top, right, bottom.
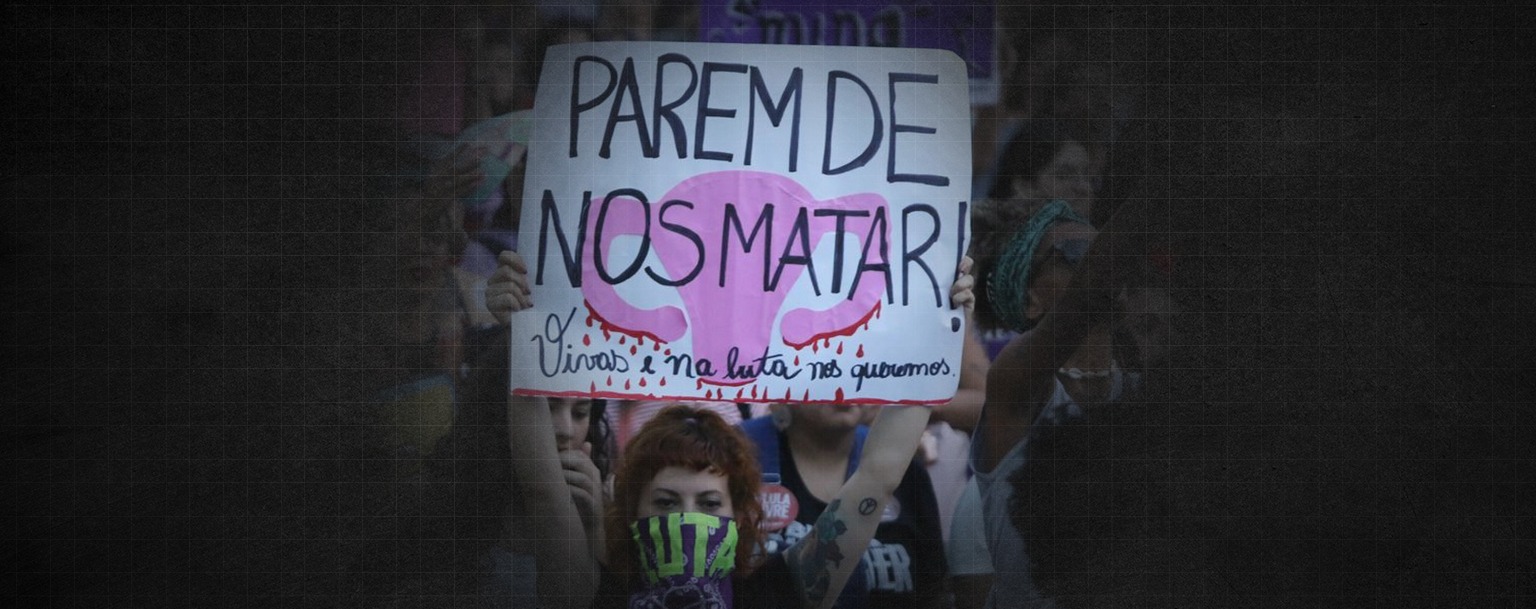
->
left=606, top=405, right=766, bottom=584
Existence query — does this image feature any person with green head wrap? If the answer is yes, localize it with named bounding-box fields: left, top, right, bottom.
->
left=972, top=200, right=1095, bottom=336
left=959, top=199, right=1173, bottom=609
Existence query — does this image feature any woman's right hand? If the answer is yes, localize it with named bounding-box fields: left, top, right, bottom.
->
left=561, top=442, right=604, bottom=532
left=486, top=250, right=532, bottom=324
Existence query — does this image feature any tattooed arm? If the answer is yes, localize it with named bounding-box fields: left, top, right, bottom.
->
left=783, top=257, right=974, bottom=608
left=786, top=404, right=934, bottom=609
left=786, top=258, right=964, bottom=609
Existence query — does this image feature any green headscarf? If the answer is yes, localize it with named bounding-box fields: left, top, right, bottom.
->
left=985, top=200, right=1089, bottom=332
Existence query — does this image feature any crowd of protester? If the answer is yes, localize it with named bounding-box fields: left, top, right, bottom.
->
left=368, top=3, right=1504, bottom=609
left=383, top=3, right=1121, bottom=606
left=5, top=3, right=1510, bottom=609
left=375, top=5, right=1129, bottom=608
left=6, top=1, right=1492, bottom=609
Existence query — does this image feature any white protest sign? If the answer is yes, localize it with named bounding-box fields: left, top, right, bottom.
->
left=511, top=41, right=971, bottom=404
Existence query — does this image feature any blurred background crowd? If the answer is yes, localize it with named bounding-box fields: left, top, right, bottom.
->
left=3, top=2, right=1528, bottom=608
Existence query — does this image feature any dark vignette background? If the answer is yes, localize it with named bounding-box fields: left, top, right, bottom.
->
left=2, top=2, right=1529, bottom=608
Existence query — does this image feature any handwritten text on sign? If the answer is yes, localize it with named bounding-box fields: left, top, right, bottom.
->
left=511, top=42, right=971, bottom=404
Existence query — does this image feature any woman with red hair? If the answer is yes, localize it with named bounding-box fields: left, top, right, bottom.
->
left=508, top=371, right=944, bottom=609
left=593, top=403, right=937, bottom=609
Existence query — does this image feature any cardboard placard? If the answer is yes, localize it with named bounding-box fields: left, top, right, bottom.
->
left=510, top=41, right=971, bottom=404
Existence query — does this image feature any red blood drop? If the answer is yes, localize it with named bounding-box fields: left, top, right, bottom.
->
left=624, top=380, right=631, bottom=390
left=836, top=342, right=844, bottom=355
left=659, top=377, right=667, bottom=387
left=639, top=378, right=647, bottom=387
left=630, top=345, right=638, bottom=355
left=835, top=388, right=845, bottom=401
left=856, top=345, right=864, bottom=358
left=606, top=376, right=613, bottom=386
left=583, top=335, right=591, bottom=346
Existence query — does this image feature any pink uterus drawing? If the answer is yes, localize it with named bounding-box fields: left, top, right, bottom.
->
left=580, top=170, right=889, bottom=387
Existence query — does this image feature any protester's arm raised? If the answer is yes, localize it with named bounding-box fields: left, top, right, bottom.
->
left=785, top=259, right=973, bottom=609
left=508, top=395, right=601, bottom=609
left=786, top=404, right=932, bottom=609
left=502, top=250, right=598, bottom=609
left=977, top=211, right=1132, bottom=470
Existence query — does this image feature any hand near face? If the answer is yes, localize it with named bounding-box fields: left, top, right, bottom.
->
left=561, top=441, right=604, bottom=533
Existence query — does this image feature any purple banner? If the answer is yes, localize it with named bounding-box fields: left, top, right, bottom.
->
left=700, top=0, right=995, bottom=83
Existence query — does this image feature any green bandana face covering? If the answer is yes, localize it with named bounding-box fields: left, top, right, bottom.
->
left=629, top=512, right=740, bottom=609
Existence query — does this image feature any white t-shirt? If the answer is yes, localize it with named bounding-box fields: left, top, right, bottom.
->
left=970, top=380, right=1078, bottom=609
